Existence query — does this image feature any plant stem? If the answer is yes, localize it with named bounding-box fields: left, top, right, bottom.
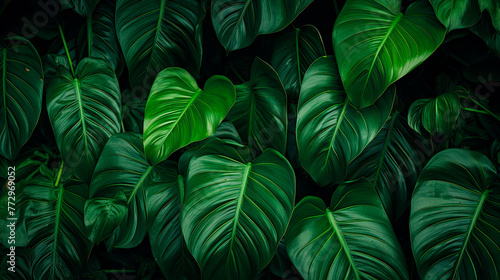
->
left=121, top=119, right=126, bottom=133
left=58, top=23, right=76, bottom=78
left=54, top=162, right=64, bottom=188
left=467, top=98, right=500, bottom=122
left=87, top=15, right=92, bottom=58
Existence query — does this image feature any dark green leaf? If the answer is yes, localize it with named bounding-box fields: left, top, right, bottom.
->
left=60, top=0, right=99, bottom=17
left=471, top=13, right=500, bottom=57
left=430, top=0, right=481, bottom=31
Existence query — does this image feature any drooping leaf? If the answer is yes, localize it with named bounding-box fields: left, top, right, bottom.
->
left=78, top=0, right=124, bottom=75
left=286, top=179, right=409, bottom=280
left=17, top=173, right=92, bottom=279
left=146, top=162, right=199, bottom=280
left=60, top=0, right=99, bottom=17
left=479, top=0, right=500, bottom=32
left=347, top=113, right=429, bottom=219
left=46, top=57, right=121, bottom=182
left=410, top=148, right=500, bottom=279
left=211, top=0, right=315, bottom=51
left=227, top=57, right=287, bottom=156
left=296, top=56, right=395, bottom=186
left=471, top=13, right=500, bottom=57
left=182, top=140, right=295, bottom=280
left=270, top=25, right=325, bottom=101
left=85, top=132, right=172, bottom=248
left=332, top=0, right=446, bottom=109
left=115, top=0, right=204, bottom=89
left=143, top=67, right=236, bottom=165
left=121, top=89, right=145, bottom=134
left=0, top=37, right=43, bottom=160
left=407, top=91, right=462, bottom=137
left=430, top=0, right=481, bottom=31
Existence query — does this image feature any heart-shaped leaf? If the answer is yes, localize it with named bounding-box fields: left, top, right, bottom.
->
left=270, top=25, right=326, bottom=101
left=211, top=0, right=315, bottom=52
left=143, top=67, right=236, bottom=165
left=286, top=179, right=409, bottom=280
left=410, top=148, right=500, bottom=279
left=333, top=0, right=446, bottom=109
left=296, top=56, right=395, bottom=186
left=116, top=0, right=204, bottom=89
left=0, top=37, right=43, bottom=160
left=182, top=140, right=295, bottom=280
left=430, top=0, right=481, bottom=31
left=46, top=57, right=121, bottom=182
left=227, top=57, right=287, bottom=156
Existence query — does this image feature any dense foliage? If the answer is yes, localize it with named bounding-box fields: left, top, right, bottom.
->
left=1, top=0, right=500, bottom=279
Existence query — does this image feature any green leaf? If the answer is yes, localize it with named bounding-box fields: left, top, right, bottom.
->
left=0, top=37, right=43, bottom=160
left=60, top=0, right=99, bottom=17
left=211, top=0, right=315, bottom=52
left=410, top=148, right=500, bottom=279
left=143, top=67, right=236, bottom=165
left=17, top=174, right=92, bottom=279
left=407, top=91, right=462, bottom=137
left=296, top=56, right=395, bottom=186
left=46, top=57, right=121, bottom=182
left=78, top=0, right=124, bottom=75
left=146, top=163, right=199, bottom=280
left=333, top=0, right=446, bottom=109
left=121, top=89, right=145, bottom=134
left=347, top=113, right=429, bottom=219
left=85, top=132, right=170, bottom=248
left=286, top=179, right=409, bottom=280
left=471, top=13, right=500, bottom=58
left=430, top=0, right=481, bottom=31
left=479, top=0, right=500, bottom=32
left=227, top=57, right=287, bottom=156
left=182, top=141, right=295, bottom=280
left=270, top=25, right=326, bottom=101
left=115, top=0, right=204, bottom=89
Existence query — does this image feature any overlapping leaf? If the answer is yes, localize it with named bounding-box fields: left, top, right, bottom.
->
left=296, top=56, right=395, bottom=186
left=182, top=140, right=295, bottom=280
left=286, top=179, right=409, bottom=280
left=333, top=0, right=446, bottom=109
left=227, top=57, right=287, bottom=156
left=410, top=149, right=500, bottom=279
left=430, top=0, right=481, bottom=31
left=0, top=37, right=43, bottom=160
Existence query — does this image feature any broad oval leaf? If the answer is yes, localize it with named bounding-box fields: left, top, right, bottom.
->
left=296, top=56, right=395, bottom=186
left=430, top=0, right=481, bottom=31
left=17, top=174, right=92, bottom=279
left=143, top=67, right=236, bottom=165
left=410, top=148, right=500, bottom=280
left=227, top=57, right=287, bottom=156
left=78, top=0, right=124, bottom=75
left=182, top=141, right=295, bottom=280
left=46, top=57, right=121, bottom=182
left=332, top=0, right=446, bottom=109
left=286, top=179, right=409, bottom=280
left=211, top=0, right=315, bottom=52
left=407, top=91, right=462, bottom=137
left=270, top=25, right=326, bottom=101
left=116, top=0, right=204, bottom=89
left=0, top=37, right=43, bottom=160
left=147, top=162, right=199, bottom=280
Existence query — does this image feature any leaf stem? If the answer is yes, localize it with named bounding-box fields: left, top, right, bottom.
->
left=58, top=23, right=76, bottom=78
left=87, top=15, right=92, bottom=58
left=54, top=162, right=64, bottom=188
left=466, top=98, right=500, bottom=122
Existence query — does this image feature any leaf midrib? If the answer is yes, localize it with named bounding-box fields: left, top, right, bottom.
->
left=323, top=97, right=350, bottom=169
left=145, top=0, right=166, bottom=75
left=326, top=209, right=361, bottom=280
left=451, top=189, right=490, bottom=279
left=373, top=112, right=399, bottom=186
left=227, top=0, right=253, bottom=45
left=74, top=79, right=90, bottom=159
left=361, top=12, right=403, bottom=95
left=127, top=165, right=153, bottom=204
left=51, top=186, right=65, bottom=277
left=2, top=48, right=6, bottom=126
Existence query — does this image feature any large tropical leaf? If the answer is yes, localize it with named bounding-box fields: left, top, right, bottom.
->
left=78, top=0, right=124, bottom=75
left=480, top=0, right=500, bottom=32
left=60, top=0, right=99, bottom=17
left=332, top=0, right=446, bottom=109
left=115, top=0, right=204, bottom=89
left=143, top=67, right=235, bottom=165
left=347, top=113, right=429, bottom=219
left=471, top=14, right=500, bottom=58
left=407, top=91, right=462, bottom=137
left=286, top=179, right=409, bottom=280
left=430, top=0, right=481, bottom=31
left=121, top=89, right=145, bottom=134
left=296, top=56, right=395, bottom=186
left=211, top=0, right=315, bottom=51
left=85, top=132, right=174, bottom=248
left=227, top=57, right=287, bottom=156
left=181, top=140, right=295, bottom=280
left=0, top=37, right=43, bottom=160
left=146, top=162, right=199, bottom=280
left=410, top=148, right=500, bottom=279
left=17, top=172, right=92, bottom=279
left=270, top=25, right=325, bottom=101
left=46, top=57, right=121, bottom=182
